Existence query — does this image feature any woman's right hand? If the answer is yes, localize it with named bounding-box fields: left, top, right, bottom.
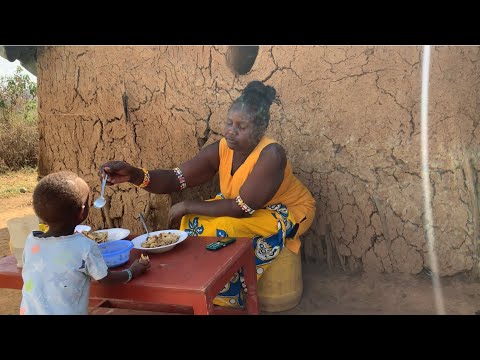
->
left=99, top=161, right=138, bottom=186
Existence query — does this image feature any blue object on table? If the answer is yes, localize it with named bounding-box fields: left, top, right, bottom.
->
left=98, top=240, right=134, bottom=268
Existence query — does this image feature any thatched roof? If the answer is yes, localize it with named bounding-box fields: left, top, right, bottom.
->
left=0, top=46, right=38, bottom=76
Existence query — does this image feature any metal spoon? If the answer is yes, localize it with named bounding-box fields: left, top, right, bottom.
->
left=93, top=173, right=108, bottom=209
left=138, top=213, right=150, bottom=238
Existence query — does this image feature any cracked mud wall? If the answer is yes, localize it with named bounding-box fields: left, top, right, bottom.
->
left=37, top=46, right=480, bottom=276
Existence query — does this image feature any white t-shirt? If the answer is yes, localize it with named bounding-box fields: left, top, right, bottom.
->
left=20, top=232, right=108, bottom=315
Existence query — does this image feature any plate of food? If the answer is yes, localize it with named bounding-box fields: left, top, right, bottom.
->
left=131, top=230, right=188, bottom=254
left=81, top=228, right=130, bottom=244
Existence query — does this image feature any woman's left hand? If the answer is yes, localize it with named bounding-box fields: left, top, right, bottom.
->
left=168, top=201, right=189, bottom=229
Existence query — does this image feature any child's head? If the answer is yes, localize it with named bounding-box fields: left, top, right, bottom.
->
left=33, top=171, right=90, bottom=228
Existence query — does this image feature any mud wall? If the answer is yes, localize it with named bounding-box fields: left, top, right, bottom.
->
left=37, top=46, right=480, bottom=275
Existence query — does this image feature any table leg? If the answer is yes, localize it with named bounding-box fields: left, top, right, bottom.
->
left=243, top=250, right=260, bottom=314
left=192, top=294, right=214, bottom=315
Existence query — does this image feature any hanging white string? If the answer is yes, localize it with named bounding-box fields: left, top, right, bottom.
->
left=420, top=45, right=446, bottom=315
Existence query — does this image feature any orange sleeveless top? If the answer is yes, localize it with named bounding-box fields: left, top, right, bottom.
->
left=218, top=136, right=315, bottom=251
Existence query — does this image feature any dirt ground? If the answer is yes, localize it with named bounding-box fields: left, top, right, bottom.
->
left=282, top=264, right=480, bottom=315
left=1, top=193, right=479, bottom=315
left=0, top=193, right=34, bottom=315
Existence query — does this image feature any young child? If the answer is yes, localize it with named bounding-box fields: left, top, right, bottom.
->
left=20, top=170, right=150, bottom=315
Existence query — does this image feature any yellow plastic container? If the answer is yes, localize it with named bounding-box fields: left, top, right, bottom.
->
left=257, top=246, right=303, bottom=312
left=7, top=214, right=40, bottom=268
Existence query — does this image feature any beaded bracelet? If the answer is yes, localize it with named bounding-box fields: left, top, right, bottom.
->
left=136, top=168, right=150, bottom=189
left=124, top=268, right=133, bottom=283
left=173, top=167, right=187, bottom=190
left=235, top=195, right=255, bottom=215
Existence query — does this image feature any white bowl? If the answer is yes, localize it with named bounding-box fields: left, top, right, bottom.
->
left=75, top=225, right=92, bottom=233
left=131, top=230, right=188, bottom=254
left=95, top=228, right=130, bottom=241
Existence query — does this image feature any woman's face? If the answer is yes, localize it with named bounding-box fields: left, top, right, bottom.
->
left=224, top=106, right=261, bottom=153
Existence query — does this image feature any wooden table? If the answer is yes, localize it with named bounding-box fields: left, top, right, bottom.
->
left=0, top=236, right=259, bottom=315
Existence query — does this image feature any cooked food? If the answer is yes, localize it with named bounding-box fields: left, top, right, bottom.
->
left=141, top=232, right=180, bottom=248
left=82, top=230, right=108, bottom=244
left=139, top=254, right=150, bottom=264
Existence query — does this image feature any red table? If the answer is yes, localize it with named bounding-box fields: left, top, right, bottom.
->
left=0, top=236, right=259, bottom=315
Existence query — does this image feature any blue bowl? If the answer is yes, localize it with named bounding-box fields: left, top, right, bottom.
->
left=98, top=240, right=134, bottom=268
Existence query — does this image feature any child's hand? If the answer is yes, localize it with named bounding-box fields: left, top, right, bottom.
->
left=129, top=259, right=150, bottom=279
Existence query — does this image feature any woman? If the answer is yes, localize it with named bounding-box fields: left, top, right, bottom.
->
left=100, top=81, right=316, bottom=308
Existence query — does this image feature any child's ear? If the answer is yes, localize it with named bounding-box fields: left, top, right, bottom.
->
left=77, top=205, right=87, bottom=221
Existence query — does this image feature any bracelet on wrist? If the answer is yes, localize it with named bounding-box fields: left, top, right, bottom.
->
left=135, top=168, right=150, bottom=189
left=124, top=268, right=133, bottom=283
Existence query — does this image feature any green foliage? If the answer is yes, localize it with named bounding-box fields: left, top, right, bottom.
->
left=0, top=66, right=37, bottom=126
left=0, top=66, right=38, bottom=172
